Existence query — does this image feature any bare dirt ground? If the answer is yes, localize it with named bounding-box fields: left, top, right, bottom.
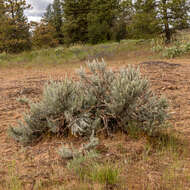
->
left=1, top=59, right=190, bottom=189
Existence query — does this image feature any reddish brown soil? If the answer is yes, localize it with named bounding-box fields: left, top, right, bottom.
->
left=1, top=59, right=190, bottom=189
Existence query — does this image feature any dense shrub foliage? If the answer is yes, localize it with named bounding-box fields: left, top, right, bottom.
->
left=9, top=60, right=168, bottom=145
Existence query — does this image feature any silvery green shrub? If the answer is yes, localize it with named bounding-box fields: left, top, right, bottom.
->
left=9, top=60, right=168, bottom=145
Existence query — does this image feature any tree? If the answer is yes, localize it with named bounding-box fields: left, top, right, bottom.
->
left=127, top=0, right=161, bottom=39
left=87, top=0, right=122, bottom=44
left=157, top=0, right=190, bottom=43
left=42, top=4, right=53, bottom=24
left=62, top=0, right=127, bottom=44
left=62, top=0, right=91, bottom=45
left=32, top=23, right=59, bottom=48
left=0, top=0, right=4, bottom=15
left=112, top=0, right=133, bottom=41
left=52, top=0, right=62, bottom=35
left=0, top=0, right=31, bottom=53
left=42, top=0, right=63, bottom=44
left=0, top=0, right=6, bottom=52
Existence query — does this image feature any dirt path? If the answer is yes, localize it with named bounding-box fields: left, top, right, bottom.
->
left=1, top=60, right=190, bottom=188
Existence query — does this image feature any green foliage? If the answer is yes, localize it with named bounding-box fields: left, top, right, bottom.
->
left=87, top=0, right=123, bottom=44
left=157, top=0, right=190, bottom=42
left=67, top=150, right=99, bottom=181
left=62, top=0, right=90, bottom=44
left=67, top=152, right=119, bottom=185
left=63, top=0, right=126, bottom=45
left=0, top=51, right=7, bottom=60
left=0, top=0, right=31, bottom=53
left=127, top=0, right=161, bottom=39
left=55, top=47, right=64, bottom=57
left=151, top=36, right=190, bottom=58
left=162, top=42, right=190, bottom=58
left=32, top=23, right=59, bottom=48
left=163, top=46, right=183, bottom=58
left=9, top=60, right=168, bottom=145
left=91, top=164, right=119, bottom=185
left=151, top=37, right=165, bottom=53
left=42, top=0, right=63, bottom=44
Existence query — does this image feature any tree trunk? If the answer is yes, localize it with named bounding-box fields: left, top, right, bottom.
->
left=164, top=22, right=171, bottom=43
left=162, top=0, right=171, bottom=43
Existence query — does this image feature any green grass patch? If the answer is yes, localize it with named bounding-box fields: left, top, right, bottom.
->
left=0, top=39, right=151, bottom=68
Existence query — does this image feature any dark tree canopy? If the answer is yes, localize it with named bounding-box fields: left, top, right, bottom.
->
left=0, top=0, right=31, bottom=53
left=1, top=0, right=190, bottom=52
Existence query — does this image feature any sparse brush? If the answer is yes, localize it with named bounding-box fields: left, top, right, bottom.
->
left=66, top=150, right=99, bottom=180
left=9, top=60, right=169, bottom=147
left=163, top=46, right=183, bottom=58
left=55, top=47, right=64, bottom=57
left=58, top=134, right=99, bottom=159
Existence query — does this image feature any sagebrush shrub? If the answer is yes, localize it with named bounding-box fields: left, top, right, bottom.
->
left=9, top=60, right=168, bottom=145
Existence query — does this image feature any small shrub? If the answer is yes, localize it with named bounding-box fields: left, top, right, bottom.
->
left=9, top=60, right=168, bottom=145
left=151, top=38, right=165, bottom=53
left=55, top=47, right=64, bottom=57
left=0, top=52, right=7, bottom=60
left=152, top=39, right=190, bottom=59
left=163, top=46, right=183, bottom=58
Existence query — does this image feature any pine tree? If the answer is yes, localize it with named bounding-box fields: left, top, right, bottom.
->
left=87, top=0, right=122, bottom=44
left=62, top=0, right=91, bottom=44
left=52, top=0, right=62, bottom=34
left=42, top=0, right=63, bottom=44
left=128, top=0, right=161, bottom=39
left=32, top=23, right=59, bottom=48
left=42, top=4, right=53, bottom=24
left=62, top=0, right=129, bottom=44
left=171, top=0, right=190, bottom=30
left=0, top=0, right=6, bottom=52
left=0, top=0, right=31, bottom=53
left=157, top=0, right=190, bottom=43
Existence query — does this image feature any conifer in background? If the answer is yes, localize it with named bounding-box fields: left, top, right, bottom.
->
left=0, top=0, right=31, bottom=53
left=87, top=0, right=122, bottom=44
left=32, top=23, right=59, bottom=48
left=0, top=0, right=6, bottom=52
left=157, top=0, right=190, bottom=43
left=127, top=0, right=161, bottom=39
left=42, top=0, right=63, bottom=44
left=62, top=0, right=90, bottom=45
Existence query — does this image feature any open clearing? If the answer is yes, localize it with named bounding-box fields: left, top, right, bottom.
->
left=1, top=58, right=190, bottom=190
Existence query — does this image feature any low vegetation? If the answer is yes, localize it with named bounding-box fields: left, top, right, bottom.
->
left=152, top=36, right=190, bottom=58
left=0, top=39, right=151, bottom=68
left=9, top=60, right=168, bottom=151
